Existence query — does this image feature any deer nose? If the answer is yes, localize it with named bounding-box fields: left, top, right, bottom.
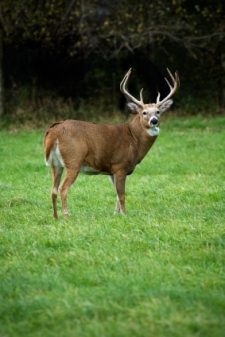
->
left=151, top=117, right=158, bottom=125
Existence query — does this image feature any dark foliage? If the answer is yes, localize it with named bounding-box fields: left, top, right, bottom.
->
left=0, top=0, right=224, bottom=117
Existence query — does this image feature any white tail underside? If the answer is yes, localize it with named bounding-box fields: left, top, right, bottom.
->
left=46, top=139, right=65, bottom=168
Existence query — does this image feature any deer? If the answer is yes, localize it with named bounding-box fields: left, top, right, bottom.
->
left=44, top=68, right=180, bottom=219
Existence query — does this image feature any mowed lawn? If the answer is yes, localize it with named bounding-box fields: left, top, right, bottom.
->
left=0, top=116, right=225, bottom=337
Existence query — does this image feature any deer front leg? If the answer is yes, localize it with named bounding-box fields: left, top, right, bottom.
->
left=112, top=172, right=126, bottom=214
left=109, top=175, right=121, bottom=214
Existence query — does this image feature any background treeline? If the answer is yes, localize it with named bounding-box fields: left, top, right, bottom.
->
left=0, top=0, right=224, bottom=123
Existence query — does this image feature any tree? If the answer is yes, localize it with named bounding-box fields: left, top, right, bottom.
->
left=0, top=28, right=3, bottom=115
left=1, top=0, right=224, bottom=57
left=0, top=0, right=224, bottom=113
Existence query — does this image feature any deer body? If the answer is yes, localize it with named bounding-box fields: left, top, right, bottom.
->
left=44, top=69, right=179, bottom=218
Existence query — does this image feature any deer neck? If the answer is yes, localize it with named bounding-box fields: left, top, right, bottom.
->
left=128, top=114, right=158, bottom=160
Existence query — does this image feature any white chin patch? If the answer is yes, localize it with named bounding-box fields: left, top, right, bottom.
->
left=147, top=127, right=160, bottom=136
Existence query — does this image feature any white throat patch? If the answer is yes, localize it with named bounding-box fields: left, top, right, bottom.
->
left=147, top=127, right=160, bottom=137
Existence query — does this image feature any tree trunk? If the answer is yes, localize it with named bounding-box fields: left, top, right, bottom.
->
left=0, top=28, right=4, bottom=115
left=221, top=48, right=225, bottom=109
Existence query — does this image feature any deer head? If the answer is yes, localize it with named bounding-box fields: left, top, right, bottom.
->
left=120, top=68, right=180, bottom=135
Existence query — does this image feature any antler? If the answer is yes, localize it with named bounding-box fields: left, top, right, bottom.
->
left=156, top=68, right=180, bottom=107
left=121, top=68, right=179, bottom=108
left=120, top=68, right=144, bottom=108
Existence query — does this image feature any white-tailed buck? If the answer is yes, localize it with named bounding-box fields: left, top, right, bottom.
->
left=44, top=68, right=180, bottom=219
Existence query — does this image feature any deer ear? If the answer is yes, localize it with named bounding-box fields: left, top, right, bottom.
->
left=159, top=99, right=173, bottom=114
left=127, top=102, right=140, bottom=114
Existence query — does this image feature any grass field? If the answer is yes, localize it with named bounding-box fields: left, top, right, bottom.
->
left=0, top=116, right=225, bottom=337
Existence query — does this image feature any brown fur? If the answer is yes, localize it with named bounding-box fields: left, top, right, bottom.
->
left=44, top=110, right=160, bottom=218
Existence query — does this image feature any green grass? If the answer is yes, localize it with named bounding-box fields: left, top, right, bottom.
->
left=0, top=116, right=225, bottom=337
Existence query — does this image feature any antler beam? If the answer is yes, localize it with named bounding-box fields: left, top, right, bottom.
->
left=156, top=69, right=180, bottom=107
left=120, top=68, right=144, bottom=108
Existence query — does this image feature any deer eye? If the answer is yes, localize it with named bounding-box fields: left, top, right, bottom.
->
left=143, top=111, right=147, bottom=116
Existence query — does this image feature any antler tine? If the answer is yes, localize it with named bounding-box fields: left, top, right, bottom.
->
left=140, top=88, right=144, bottom=103
left=166, top=68, right=175, bottom=83
left=156, top=68, right=180, bottom=107
left=156, top=92, right=161, bottom=103
left=120, top=68, right=144, bottom=108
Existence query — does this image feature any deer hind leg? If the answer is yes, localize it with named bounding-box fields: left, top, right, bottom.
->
left=109, top=173, right=126, bottom=214
left=59, top=168, right=80, bottom=217
left=51, top=165, right=64, bottom=219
